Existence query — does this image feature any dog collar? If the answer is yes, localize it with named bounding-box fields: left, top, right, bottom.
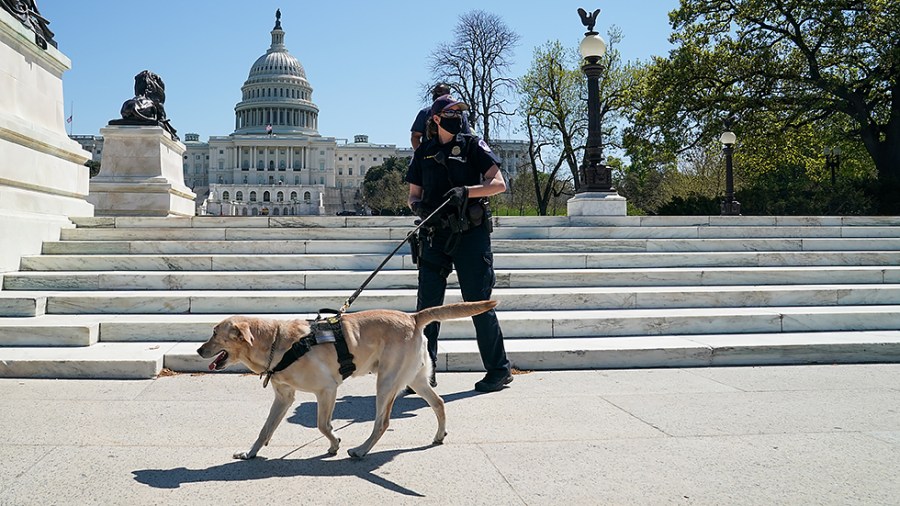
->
left=260, top=325, right=281, bottom=388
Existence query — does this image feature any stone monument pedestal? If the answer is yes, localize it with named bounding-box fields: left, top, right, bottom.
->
left=0, top=9, right=94, bottom=273
left=567, top=191, right=627, bottom=216
left=89, top=126, right=196, bottom=216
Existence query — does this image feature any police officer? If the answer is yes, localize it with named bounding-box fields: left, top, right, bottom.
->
left=405, top=94, right=512, bottom=393
left=410, top=84, right=470, bottom=150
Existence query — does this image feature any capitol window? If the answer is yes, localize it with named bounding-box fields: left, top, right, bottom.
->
left=303, top=191, right=311, bottom=203
left=277, top=192, right=284, bottom=202
left=263, top=191, right=270, bottom=202
left=250, top=191, right=257, bottom=202
left=236, top=191, right=243, bottom=201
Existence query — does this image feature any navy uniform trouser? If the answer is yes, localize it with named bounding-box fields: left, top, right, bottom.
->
left=416, top=222, right=510, bottom=376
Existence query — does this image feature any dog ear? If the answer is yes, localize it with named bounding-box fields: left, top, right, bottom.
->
left=233, top=321, right=254, bottom=345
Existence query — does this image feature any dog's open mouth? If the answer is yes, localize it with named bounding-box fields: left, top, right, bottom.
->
left=209, top=351, right=228, bottom=371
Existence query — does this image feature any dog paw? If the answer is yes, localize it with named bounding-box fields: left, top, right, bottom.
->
left=327, top=438, right=341, bottom=456
left=433, top=431, right=448, bottom=445
left=233, top=451, right=256, bottom=460
left=347, top=448, right=366, bottom=459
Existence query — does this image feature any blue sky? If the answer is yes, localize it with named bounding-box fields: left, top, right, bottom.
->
left=39, top=0, right=679, bottom=147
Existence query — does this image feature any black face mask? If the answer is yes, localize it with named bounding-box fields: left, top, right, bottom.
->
left=439, top=117, right=463, bottom=135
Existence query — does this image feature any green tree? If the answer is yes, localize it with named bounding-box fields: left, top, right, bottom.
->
left=362, top=157, right=410, bottom=215
left=634, top=0, right=900, bottom=188
left=517, top=40, right=582, bottom=212
left=428, top=10, right=520, bottom=142
left=518, top=32, right=633, bottom=209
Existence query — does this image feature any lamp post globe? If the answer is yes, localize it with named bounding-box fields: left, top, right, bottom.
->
left=720, top=130, right=741, bottom=216
left=576, top=13, right=612, bottom=193
left=579, top=33, right=607, bottom=60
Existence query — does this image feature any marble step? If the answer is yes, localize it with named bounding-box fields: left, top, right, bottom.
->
left=57, top=225, right=900, bottom=242
left=5, top=266, right=900, bottom=291
left=168, top=331, right=900, bottom=373
left=3, top=305, right=897, bottom=346
left=40, top=237, right=900, bottom=255
left=0, top=295, right=46, bottom=317
left=0, top=315, right=99, bottom=346
left=20, top=251, right=900, bottom=272
left=69, top=215, right=900, bottom=229
left=4, top=330, right=899, bottom=379
left=3, top=285, right=900, bottom=316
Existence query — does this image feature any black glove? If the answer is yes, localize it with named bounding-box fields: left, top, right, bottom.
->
left=443, top=186, right=468, bottom=207
left=411, top=201, right=428, bottom=218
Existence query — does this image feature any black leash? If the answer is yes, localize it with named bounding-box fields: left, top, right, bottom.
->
left=260, top=198, right=455, bottom=388
left=338, top=196, right=454, bottom=313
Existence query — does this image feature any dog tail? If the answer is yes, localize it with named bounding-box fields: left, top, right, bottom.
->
left=414, top=300, right=498, bottom=334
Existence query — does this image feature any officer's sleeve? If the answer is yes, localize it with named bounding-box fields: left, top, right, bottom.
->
left=471, top=137, right=502, bottom=176
left=410, top=109, right=428, bottom=133
left=405, top=152, right=423, bottom=186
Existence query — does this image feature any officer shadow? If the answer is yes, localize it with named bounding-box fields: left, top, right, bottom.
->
left=287, top=389, right=481, bottom=427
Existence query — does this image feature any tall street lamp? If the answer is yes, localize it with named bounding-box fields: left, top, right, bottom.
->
left=567, top=8, right=626, bottom=216
left=576, top=8, right=610, bottom=193
left=824, top=147, right=841, bottom=186
left=720, top=128, right=741, bottom=216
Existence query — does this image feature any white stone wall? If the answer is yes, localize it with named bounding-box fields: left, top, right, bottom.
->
left=0, top=10, right=93, bottom=273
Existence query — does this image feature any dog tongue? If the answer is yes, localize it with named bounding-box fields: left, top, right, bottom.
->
left=209, top=351, right=226, bottom=371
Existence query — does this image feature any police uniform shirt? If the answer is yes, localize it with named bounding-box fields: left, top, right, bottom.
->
left=406, top=134, right=501, bottom=210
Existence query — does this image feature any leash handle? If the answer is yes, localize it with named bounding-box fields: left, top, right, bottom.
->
left=339, top=196, right=454, bottom=313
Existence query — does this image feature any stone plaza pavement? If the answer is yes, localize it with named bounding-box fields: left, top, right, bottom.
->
left=0, top=365, right=898, bottom=505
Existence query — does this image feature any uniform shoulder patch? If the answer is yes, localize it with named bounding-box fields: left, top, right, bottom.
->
left=478, top=139, right=492, bottom=153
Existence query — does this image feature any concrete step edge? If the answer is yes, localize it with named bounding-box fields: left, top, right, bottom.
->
left=3, top=331, right=898, bottom=379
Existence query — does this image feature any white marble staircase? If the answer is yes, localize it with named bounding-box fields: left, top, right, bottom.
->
left=2, top=215, right=900, bottom=378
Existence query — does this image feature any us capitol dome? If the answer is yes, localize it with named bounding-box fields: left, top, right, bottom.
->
left=233, top=10, right=319, bottom=136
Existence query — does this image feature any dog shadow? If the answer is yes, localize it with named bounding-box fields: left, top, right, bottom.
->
left=132, top=444, right=433, bottom=497
left=132, top=391, right=482, bottom=496
left=287, top=389, right=482, bottom=428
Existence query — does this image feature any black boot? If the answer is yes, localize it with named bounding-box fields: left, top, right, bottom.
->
left=474, top=371, right=513, bottom=392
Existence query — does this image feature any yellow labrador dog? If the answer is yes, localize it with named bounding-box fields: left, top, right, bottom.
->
left=197, top=300, right=497, bottom=460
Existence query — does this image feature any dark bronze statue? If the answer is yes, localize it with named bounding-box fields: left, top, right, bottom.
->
left=109, top=70, right=179, bottom=141
left=577, top=7, right=601, bottom=33
left=1, top=0, right=56, bottom=49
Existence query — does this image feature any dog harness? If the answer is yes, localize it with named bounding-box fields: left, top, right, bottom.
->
left=261, top=311, right=356, bottom=388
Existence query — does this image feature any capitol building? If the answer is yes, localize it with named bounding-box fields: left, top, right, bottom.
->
left=74, top=11, right=528, bottom=216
